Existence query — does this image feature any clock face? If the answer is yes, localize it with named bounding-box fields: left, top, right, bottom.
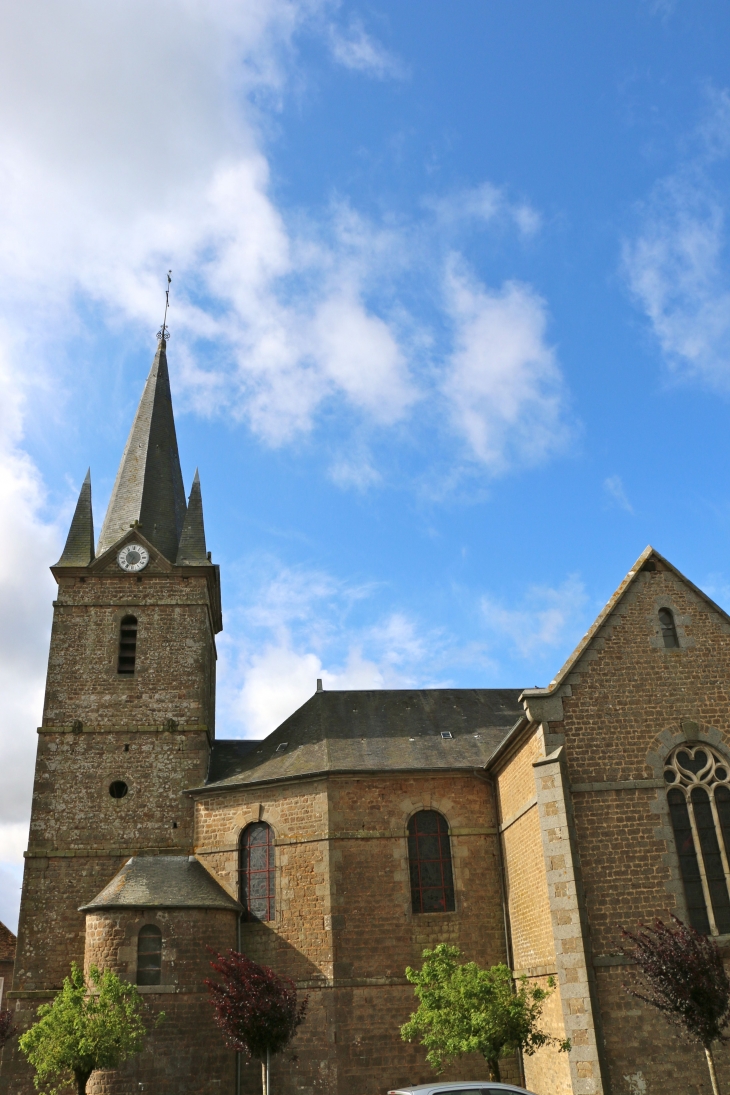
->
left=117, top=543, right=150, bottom=573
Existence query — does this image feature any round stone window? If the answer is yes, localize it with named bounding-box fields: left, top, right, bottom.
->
left=109, top=780, right=128, bottom=799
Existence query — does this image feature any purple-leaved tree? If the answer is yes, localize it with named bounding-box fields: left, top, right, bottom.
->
left=207, top=951, right=307, bottom=1095
left=622, top=916, right=730, bottom=1095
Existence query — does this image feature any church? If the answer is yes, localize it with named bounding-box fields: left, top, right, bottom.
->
left=2, top=333, right=730, bottom=1095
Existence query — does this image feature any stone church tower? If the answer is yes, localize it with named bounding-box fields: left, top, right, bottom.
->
left=1, top=336, right=238, bottom=1095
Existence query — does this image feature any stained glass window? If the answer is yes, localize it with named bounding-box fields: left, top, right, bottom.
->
left=665, top=745, right=730, bottom=935
left=240, top=822, right=275, bottom=922
left=408, top=810, right=455, bottom=914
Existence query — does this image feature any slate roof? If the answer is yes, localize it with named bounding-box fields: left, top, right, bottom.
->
left=176, top=470, right=210, bottom=565
left=97, top=338, right=187, bottom=562
left=0, top=920, right=16, bottom=962
left=197, top=688, right=524, bottom=793
left=80, top=856, right=241, bottom=912
left=56, top=469, right=95, bottom=566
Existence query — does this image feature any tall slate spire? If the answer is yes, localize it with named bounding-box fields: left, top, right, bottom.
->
left=176, top=470, right=210, bottom=565
left=56, top=469, right=95, bottom=566
left=97, top=338, right=186, bottom=562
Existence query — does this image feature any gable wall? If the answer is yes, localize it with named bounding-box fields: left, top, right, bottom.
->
left=553, top=564, right=730, bottom=1094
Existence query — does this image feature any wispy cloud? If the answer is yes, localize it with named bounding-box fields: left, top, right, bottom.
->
left=328, top=17, right=407, bottom=80
left=480, top=576, right=588, bottom=659
left=442, top=261, right=571, bottom=471
left=623, top=88, right=730, bottom=389
left=604, top=474, right=634, bottom=513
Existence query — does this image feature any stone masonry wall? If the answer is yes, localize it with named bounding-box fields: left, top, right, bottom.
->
left=546, top=561, right=730, bottom=1094
left=194, top=771, right=516, bottom=1095
left=44, top=570, right=216, bottom=731
left=83, top=907, right=238, bottom=1095
left=494, top=729, right=573, bottom=1095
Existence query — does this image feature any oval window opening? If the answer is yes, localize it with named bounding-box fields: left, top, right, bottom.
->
left=109, top=780, right=128, bottom=799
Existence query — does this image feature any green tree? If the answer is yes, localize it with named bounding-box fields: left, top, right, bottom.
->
left=401, top=944, right=570, bottom=1082
left=19, top=963, right=160, bottom=1095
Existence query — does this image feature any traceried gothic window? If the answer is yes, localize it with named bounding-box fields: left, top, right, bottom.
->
left=240, top=822, right=275, bottom=922
left=136, top=924, right=162, bottom=986
left=665, top=745, right=730, bottom=935
left=117, top=615, right=138, bottom=675
left=408, top=810, right=455, bottom=914
left=658, top=607, right=680, bottom=648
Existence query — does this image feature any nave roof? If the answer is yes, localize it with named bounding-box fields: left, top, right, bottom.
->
left=198, top=687, right=523, bottom=793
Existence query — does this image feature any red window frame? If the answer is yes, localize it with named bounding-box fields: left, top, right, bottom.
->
left=407, top=810, right=455, bottom=914
left=240, top=822, right=275, bottom=922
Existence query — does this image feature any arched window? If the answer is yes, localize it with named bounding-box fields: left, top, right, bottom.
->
left=665, top=745, right=730, bottom=935
left=117, top=616, right=138, bottom=675
left=240, top=822, right=275, bottom=922
left=658, top=608, right=679, bottom=649
left=136, top=924, right=162, bottom=986
left=407, top=810, right=455, bottom=914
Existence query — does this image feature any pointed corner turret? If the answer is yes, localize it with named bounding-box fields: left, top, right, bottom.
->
left=96, top=338, right=186, bottom=562
left=176, top=469, right=210, bottom=565
left=55, top=469, right=95, bottom=567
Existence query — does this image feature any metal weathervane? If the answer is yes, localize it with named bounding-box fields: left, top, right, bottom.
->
left=157, top=270, right=172, bottom=341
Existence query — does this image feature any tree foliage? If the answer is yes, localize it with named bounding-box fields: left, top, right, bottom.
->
left=401, top=944, right=570, bottom=1082
left=0, top=1006, right=17, bottom=1049
left=18, top=964, right=156, bottom=1095
left=622, top=917, right=730, bottom=1095
left=206, top=950, right=307, bottom=1061
left=622, top=916, right=730, bottom=1047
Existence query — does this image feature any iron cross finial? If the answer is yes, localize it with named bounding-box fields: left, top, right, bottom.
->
left=157, top=270, right=172, bottom=341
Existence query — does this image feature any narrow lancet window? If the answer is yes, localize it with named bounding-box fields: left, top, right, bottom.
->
left=136, top=924, right=162, bottom=986
left=240, top=822, right=275, bottom=922
left=665, top=745, right=730, bottom=935
left=659, top=607, right=679, bottom=648
left=407, top=810, right=455, bottom=914
left=117, top=615, right=138, bottom=675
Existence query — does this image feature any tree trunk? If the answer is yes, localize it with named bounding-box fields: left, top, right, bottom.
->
left=261, top=1059, right=267, bottom=1095
left=705, top=1045, right=721, bottom=1095
left=267, top=1047, right=271, bottom=1095
left=487, top=1058, right=501, bottom=1083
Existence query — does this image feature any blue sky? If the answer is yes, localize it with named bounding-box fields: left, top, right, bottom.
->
left=1, top=0, right=730, bottom=929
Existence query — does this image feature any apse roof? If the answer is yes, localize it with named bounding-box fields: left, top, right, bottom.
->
left=80, top=856, right=240, bottom=912
left=196, top=688, right=524, bottom=793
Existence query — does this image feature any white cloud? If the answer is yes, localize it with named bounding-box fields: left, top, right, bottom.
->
left=328, top=17, right=406, bottom=80
left=427, top=182, right=541, bottom=238
left=623, top=90, right=730, bottom=388
left=0, top=336, right=63, bottom=931
left=442, top=263, right=570, bottom=471
left=480, top=576, right=588, bottom=659
left=218, top=564, right=452, bottom=738
left=604, top=475, right=634, bottom=513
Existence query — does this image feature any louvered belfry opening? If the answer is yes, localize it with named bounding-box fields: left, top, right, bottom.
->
left=117, top=615, right=138, bottom=675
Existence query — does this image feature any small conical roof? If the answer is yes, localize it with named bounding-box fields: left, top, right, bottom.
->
left=56, top=470, right=95, bottom=566
left=97, top=339, right=186, bottom=562
left=176, top=469, right=210, bottom=565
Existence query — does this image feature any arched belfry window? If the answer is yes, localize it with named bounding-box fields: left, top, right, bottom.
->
left=407, top=810, right=455, bottom=914
left=659, top=607, right=680, bottom=648
left=117, top=616, right=138, bottom=675
left=240, top=822, right=275, bottom=922
left=665, top=745, right=730, bottom=935
left=136, top=924, right=162, bottom=986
